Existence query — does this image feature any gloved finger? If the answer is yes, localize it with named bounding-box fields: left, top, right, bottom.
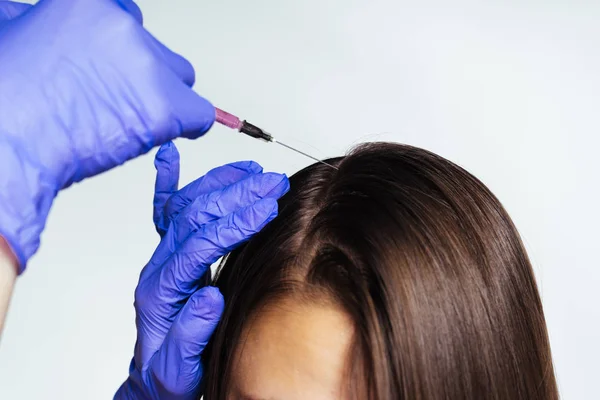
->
left=139, top=172, right=288, bottom=282
left=164, top=161, right=264, bottom=222
left=153, top=142, right=180, bottom=237
left=133, top=198, right=278, bottom=365
left=169, top=172, right=289, bottom=245
left=0, top=1, right=31, bottom=22
left=149, top=286, right=224, bottom=397
left=142, top=197, right=278, bottom=316
left=148, top=33, right=196, bottom=87
left=161, top=79, right=216, bottom=140
left=114, top=0, right=143, bottom=24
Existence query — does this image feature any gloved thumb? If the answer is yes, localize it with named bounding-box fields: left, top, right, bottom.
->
left=153, top=142, right=180, bottom=237
left=0, top=1, right=31, bottom=23
left=149, top=287, right=224, bottom=397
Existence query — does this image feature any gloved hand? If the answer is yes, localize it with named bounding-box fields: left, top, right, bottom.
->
left=0, top=0, right=215, bottom=272
left=114, top=142, right=290, bottom=399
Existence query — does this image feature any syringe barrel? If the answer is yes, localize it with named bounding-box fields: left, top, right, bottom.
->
left=215, top=107, right=243, bottom=130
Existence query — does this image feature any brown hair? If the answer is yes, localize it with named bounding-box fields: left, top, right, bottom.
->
left=203, top=142, right=558, bottom=399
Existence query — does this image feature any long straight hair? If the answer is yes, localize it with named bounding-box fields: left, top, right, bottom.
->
left=203, top=142, right=558, bottom=399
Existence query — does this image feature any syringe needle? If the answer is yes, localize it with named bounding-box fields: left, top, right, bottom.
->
left=214, top=107, right=338, bottom=170
left=272, top=138, right=339, bottom=170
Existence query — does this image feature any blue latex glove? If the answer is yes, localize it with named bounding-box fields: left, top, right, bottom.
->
left=115, top=142, right=290, bottom=399
left=0, top=0, right=215, bottom=272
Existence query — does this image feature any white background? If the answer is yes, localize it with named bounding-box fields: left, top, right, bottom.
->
left=1, top=0, right=599, bottom=398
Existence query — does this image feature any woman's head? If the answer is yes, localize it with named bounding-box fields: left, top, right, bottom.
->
left=203, top=142, right=557, bottom=399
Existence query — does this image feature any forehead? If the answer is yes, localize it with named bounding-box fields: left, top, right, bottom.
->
left=228, top=298, right=354, bottom=400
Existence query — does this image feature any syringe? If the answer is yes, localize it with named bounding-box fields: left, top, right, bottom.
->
left=214, top=108, right=338, bottom=170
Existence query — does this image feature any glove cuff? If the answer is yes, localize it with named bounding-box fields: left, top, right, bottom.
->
left=0, top=137, right=58, bottom=273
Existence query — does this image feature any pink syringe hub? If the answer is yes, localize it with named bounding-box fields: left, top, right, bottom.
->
left=214, top=106, right=273, bottom=142
left=215, top=107, right=243, bottom=130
